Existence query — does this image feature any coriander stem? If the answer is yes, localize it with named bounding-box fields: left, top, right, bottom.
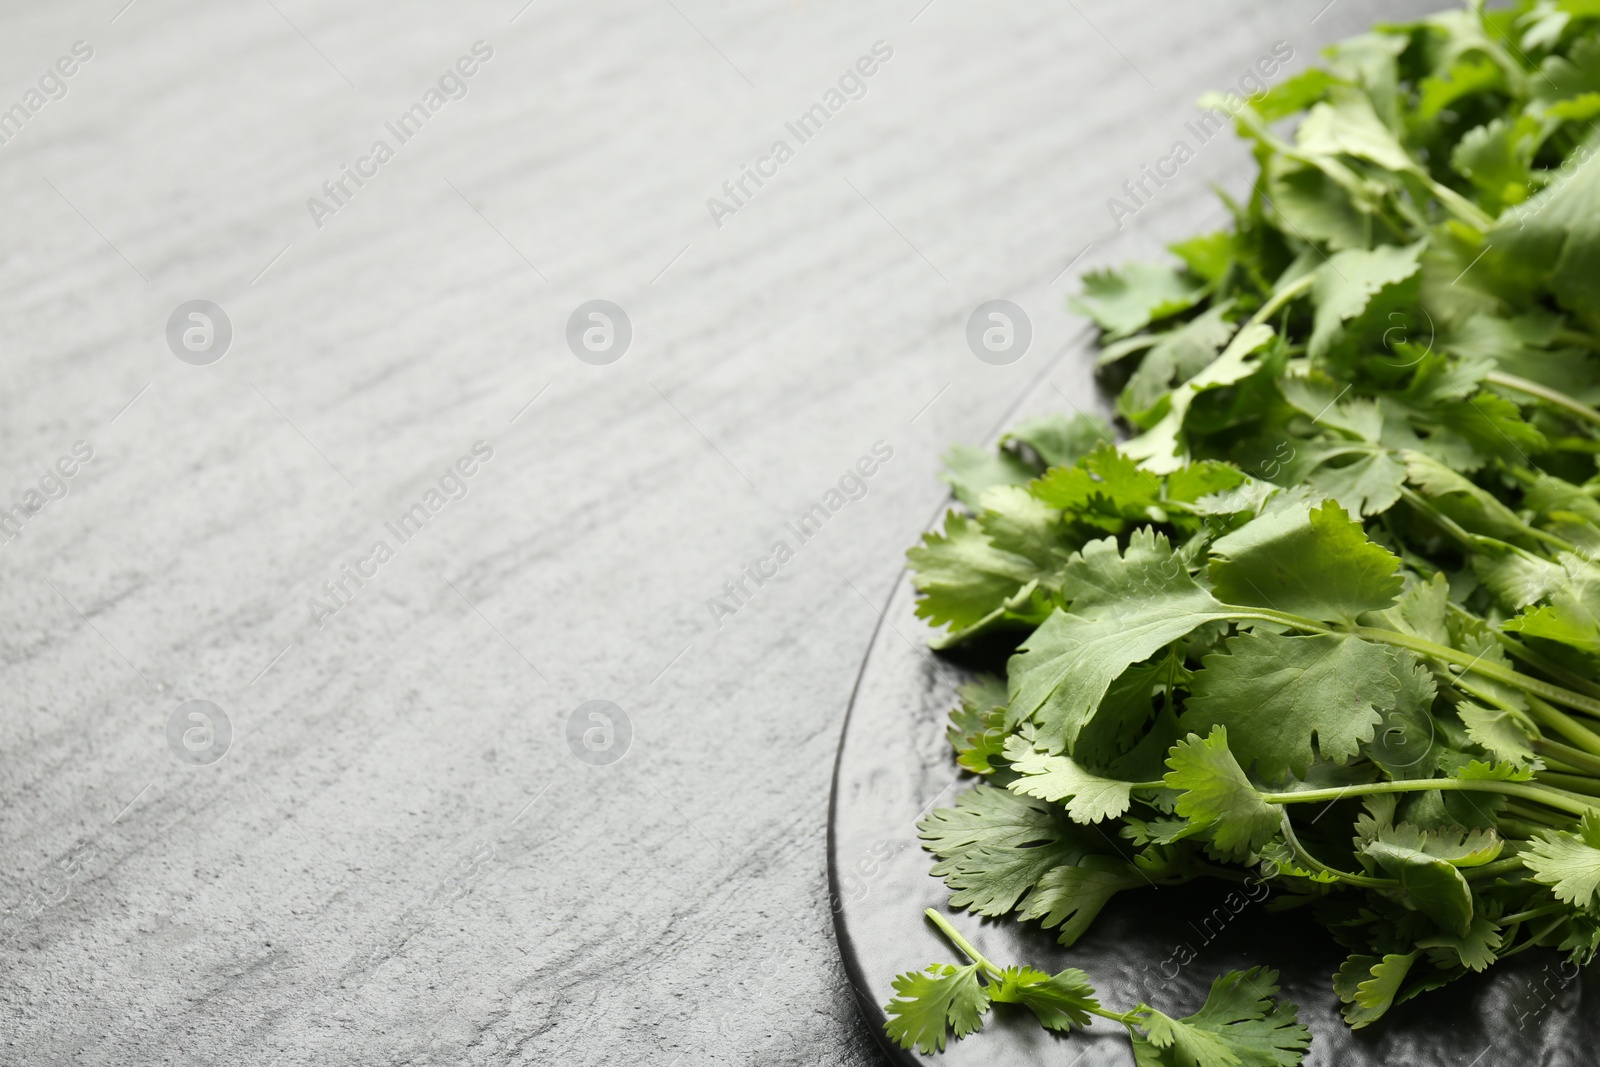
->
left=1347, top=627, right=1600, bottom=720
left=1278, top=813, right=1393, bottom=889
left=1534, top=770, right=1600, bottom=797
left=1231, top=605, right=1600, bottom=725
left=923, top=908, right=1141, bottom=1027
left=1534, top=738, right=1600, bottom=777
left=923, top=909, right=999, bottom=977
left=1504, top=799, right=1576, bottom=829
left=1524, top=696, right=1600, bottom=756
left=1482, top=622, right=1600, bottom=701
left=1464, top=856, right=1528, bottom=881
left=1498, top=903, right=1566, bottom=927
left=1245, top=272, right=1316, bottom=329
left=1486, top=370, right=1600, bottom=429
left=1263, top=777, right=1600, bottom=817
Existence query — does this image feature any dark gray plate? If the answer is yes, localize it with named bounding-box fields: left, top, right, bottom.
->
left=827, top=338, right=1595, bottom=1066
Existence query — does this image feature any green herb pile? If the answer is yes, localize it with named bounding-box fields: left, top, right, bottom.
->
left=883, top=2, right=1600, bottom=1060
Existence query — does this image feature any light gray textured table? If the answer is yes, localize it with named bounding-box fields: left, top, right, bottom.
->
left=0, top=2, right=1438, bottom=1063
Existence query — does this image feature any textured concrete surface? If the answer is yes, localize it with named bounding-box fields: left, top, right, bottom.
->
left=0, top=2, right=1434, bottom=1064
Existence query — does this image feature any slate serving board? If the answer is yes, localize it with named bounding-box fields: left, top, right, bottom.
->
left=827, top=336, right=1598, bottom=1067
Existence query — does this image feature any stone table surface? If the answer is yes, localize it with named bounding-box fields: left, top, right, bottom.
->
left=0, top=1, right=1439, bottom=1063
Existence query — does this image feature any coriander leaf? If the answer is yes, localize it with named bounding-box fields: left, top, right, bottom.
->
left=1302, top=449, right=1406, bottom=517
left=908, top=511, right=1040, bottom=634
left=1364, top=570, right=1451, bottom=644
left=1308, top=243, right=1424, bottom=360
left=1184, top=632, right=1410, bottom=779
left=975, top=485, right=1070, bottom=572
left=1264, top=155, right=1372, bottom=250
left=1360, top=829, right=1477, bottom=935
left=885, top=963, right=990, bottom=1054
left=1029, top=444, right=1162, bottom=528
left=1504, top=552, right=1600, bottom=654
left=921, top=784, right=1100, bottom=917
left=1006, top=739, right=1141, bottom=824
left=940, top=442, right=1036, bottom=509
left=1402, top=451, right=1537, bottom=543
left=948, top=676, right=1008, bottom=776
left=1417, top=915, right=1503, bottom=972
left=1452, top=117, right=1536, bottom=213
left=1297, top=91, right=1415, bottom=172
left=1002, top=412, right=1110, bottom=469
left=1278, top=374, right=1383, bottom=440
left=1524, top=811, right=1600, bottom=907
left=1471, top=543, right=1565, bottom=610
left=1489, top=140, right=1600, bottom=331
left=989, top=965, right=1100, bottom=1031
left=1333, top=952, right=1417, bottom=1028
left=1254, top=68, right=1339, bottom=122
left=1208, top=500, right=1403, bottom=621
left=1453, top=759, right=1535, bottom=782
left=1070, top=659, right=1169, bottom=766
left=1166, top=461, right=1249, bottom=505
left=1164, top=728, right=1282, bottom=860
left=1009, top=530, right=1231, bottom=752
left=1455, top=701, right=1538, bottom=768
left=1072, top=262, right=1205, bottom=339
left=1019, top=854, right=1148, bottom=946
left=1123, top=323, right=1277, bottom=475
left=1119, top=304, right=1237, bottom=424
left=934, top=441, right=1036, bottom=511
left=1132, top=967, right=1310, bottom=1067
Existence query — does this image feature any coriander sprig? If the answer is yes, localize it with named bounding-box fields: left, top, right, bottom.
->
left=886, top=909, right=1311, bottom=1067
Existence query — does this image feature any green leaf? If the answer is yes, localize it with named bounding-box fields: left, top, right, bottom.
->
left=1309, top=243, right=1424, bottom=360
left=884, top=962, right=990, bottom=1053
left=1001, top=412, right=1110, bottom=469
left=1302, top=450, right=1406, bottom=517
left=1403, top=452, right=1541, bottom=544
left=1452, top=117, right=1536, bottom=213
left=1360, top=828, right=1477, bottom=935
left=1029, top=444, right=1162, bottom=528
left=1489, top=148, right=1600, bottom=331
left=1254, top=68, right=1339, bottom=122
left=1417, top=915, right=1503, bottom=972
left=1524, top=811, right=1600, bottom=907
left=975, top=485, right=1070, bottom=571
left=908, top=511, right=1040, bottom=634
left=1009, top=530, right=1231, bottom=752
left=1334, top=952, right=1417, bottom=1028
left=939, top=442, right=1035, bottom=509
left=1019, top=854, right=1148, bottom=946
left=1119, top=305, right=1237, bottom=423
left=1455, top=701, right=1538, bottom=768
left=1072, top=262, right=1205, bottom=338
left=1208, top=500, right=1403, bottom=621
left=989, top=965, right=1100, bottom=1031
left=1504, top=552, right=1600, bottom=654
left=1184, top=632, right=1412, bottom=779
left=1297, top=91, right=1416, bottom=172
left=1123, top=322, right=1278, bottom=474
left=1131, top=967, right=1311, bottom=1067
left=948, top=676, right=1008, bottom=775
left=1006, top=738, right=1141, bottom=824
left=1164, top=728, right=1283, bottom=860
left=1453, top=759, right=1534, bottom=782
left=920, top=784, right=1100, bottom=917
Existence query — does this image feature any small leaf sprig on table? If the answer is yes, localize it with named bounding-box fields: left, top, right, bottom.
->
left=884, top=2, right=1600, bottom=1060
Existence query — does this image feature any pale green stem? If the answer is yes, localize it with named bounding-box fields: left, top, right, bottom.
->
left=1263, top=777, right=1599, bottom=818
left=1487, top=370, right=1600, bottom=429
